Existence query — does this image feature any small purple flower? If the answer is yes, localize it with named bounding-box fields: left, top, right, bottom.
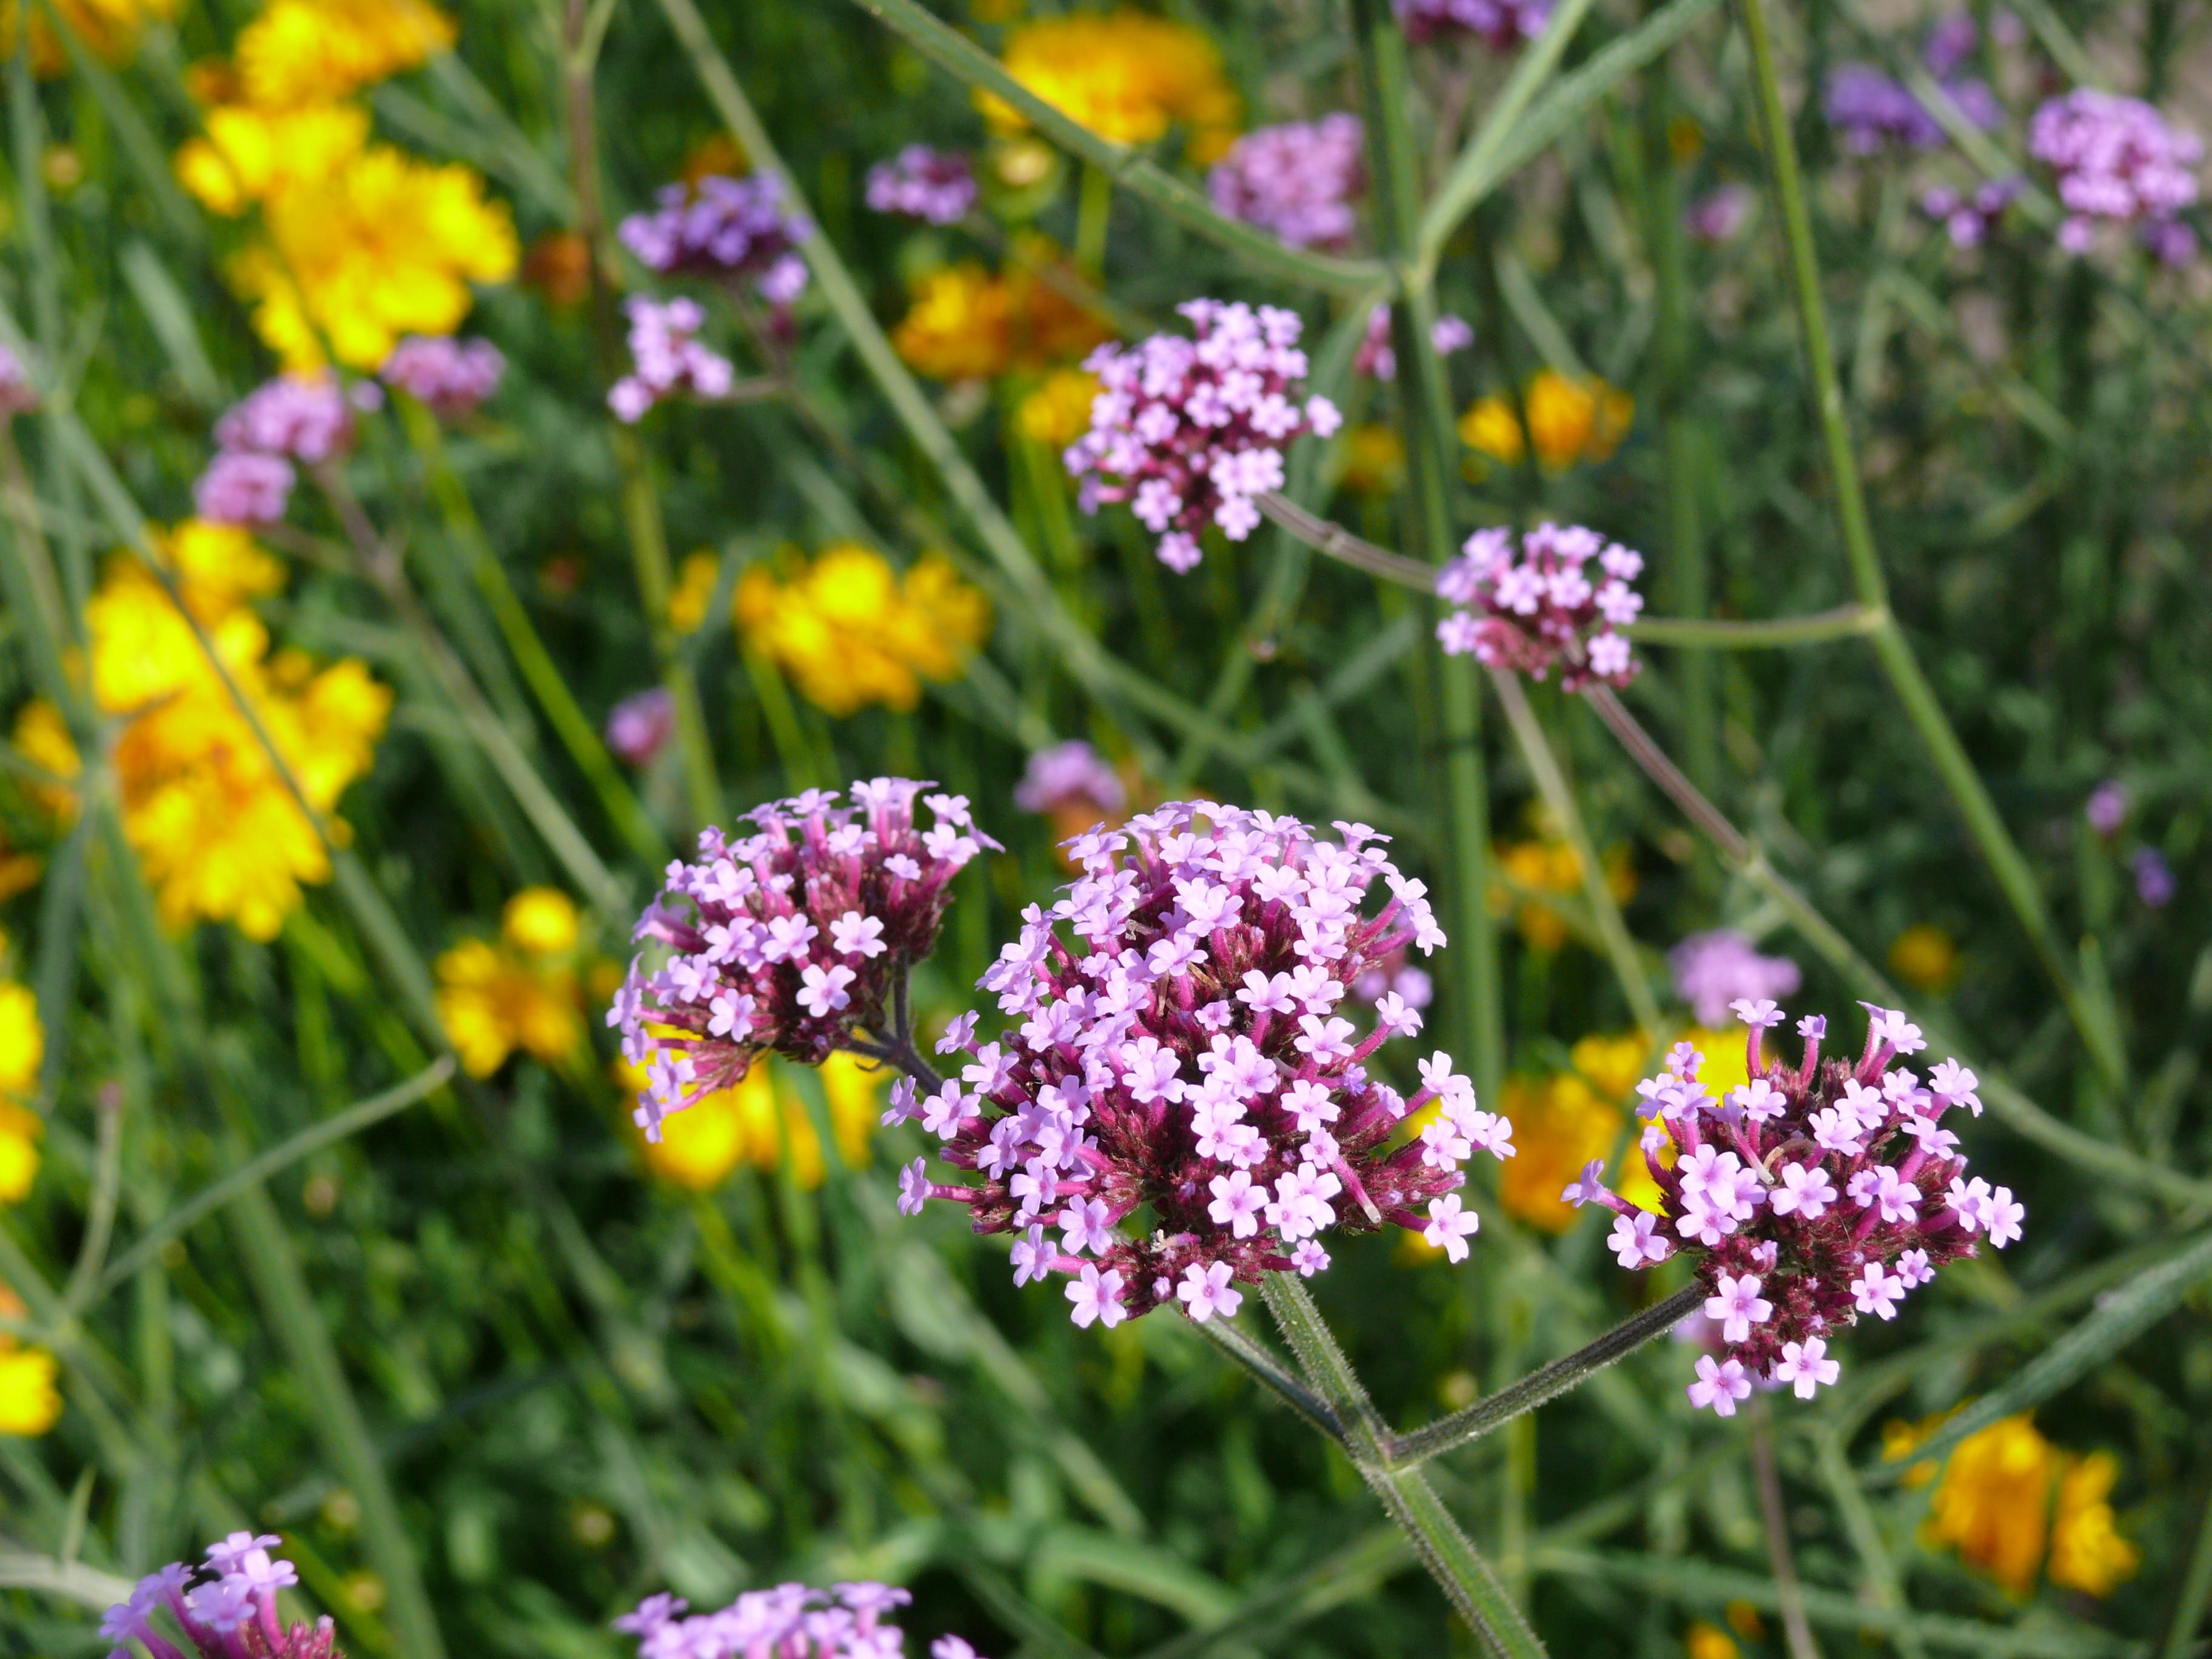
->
left=1394, top=0, right=1549, bottom=50
left=1826, top=64, right=1944, bottom=152
left=2029, top=90, right=2203, bottom=253
left=2134, top=846, right=2177, bottom=907
left=1434, top=521, right=1644, bottom=691
left=1919, top=175, right=2025, bottom=247
left=1669, top=929, right=1803, bottom=1027
left=213, top=374, right=360, bottom=464
left=1353, top=303, right=1474, bottom=381
left=1014, top=740, right=1125, bottom=819
left=0, top=343, right=37, bottom=415
left=614, top=1579, right=968, bottom=1659
left=380, top=335, right=504, bottom=418
left=1207, top=114, right=1366, bottom=252
left=1924, top=12, right=1979, bottom=80
left=608, top=297, right=736, bottom=423
left=102, top=1535, right=340, bottom=1659
left=2086, top=780, right=2130, bottom=836
left=865, top=146, right=980, bottom=225
left=618, top=173, right=812, bottom=306
left=1685, top=183, right=1754, bottom=244
left=192, top=450, right=296, bottom=526
left=1064, top=299, right=1341, bottom=574
left=606, top=687, right=676, bottom=768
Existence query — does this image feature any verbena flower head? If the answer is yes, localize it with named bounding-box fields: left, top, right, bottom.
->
left=1563, top=1002, right=2021, bottom=1413
left=213, top=374, right=361, bottom=466
left=2134, top=846, right=2176, bottom=907
left=1669, top=930, right=1802, bottom=1027
left=1207, top=114, right=1366, bottom=252
left=1065, top=300, right=1340, bottom=573
left=896, top=802, right=1507, bottom=1328
left=1825, top=64, right=1944, bottom=152
left=615, top=1581, right=987, bottom=1659
left=865, top=146, right=979, bottom=225
left=1686, top=183, right=1755, bottom=244
left=2028, top=90, right=2204, bottom=254
left=618, top=173, right=811, bottom=304
left=102, top=1532, right=340, bottom=1659
left=606, top=686, right=675, bottom=768
left=1014, top=740, right=1126, bottom=819
left=1394, top=0, right=1550, bottom=51
left=1435, top=522, right=1644, bottom=689
left=193, top=451, right=298, bottom=526
left=609, top=297, right=736, bottom=424
left=1353, top=304, right=1472, bottom=381
left=1919, top=176, right=2025, bottom=247
left=2085, top=780, right=2129, bottom=836
left=611, top=782, right=994, bottom=1141
left=0, top=343, right=37, bottom=415
left=379, top=334, right=504, bottom=418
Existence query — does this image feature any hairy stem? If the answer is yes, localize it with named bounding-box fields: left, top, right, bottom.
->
left=1190, top=1314, right=1348, bottom=1445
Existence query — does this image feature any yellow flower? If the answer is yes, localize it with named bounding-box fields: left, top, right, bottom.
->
left=668, top=549, right=718, bottom=633
left=893, top=253, right=1112, bottom=383
left=1683, top=1623, right=1739, bottom=1659
left=0, top=982, right=41, bottom=1107
left=985, top=12, right=1239, bottom=163
left=436, top=893, right=585, bottom=1078
left=736, top=545, right=990, bottom=717
left=1460, top=371, right=1634, bottom=472
left=1922, top=1413, right=2060, bottom=1595
left=175, top=102, right=372, bottom=216
left=1498, top=1072, right=1620, bottom=1233
left=1490, top=834, right=1637, bottom=952
left=234, top=0, right=454, bottom=109
left=0, top=1346, right=59, bottom=1435
left=1016, top=367, right=1101, bottom=447
left=1569, top=1030, right=1649, bottom=1103
left=1339, top=424, right=1406, bottom=497
left=2048, top=1452, right=2140, bottom=1596
left=1889, top=923, right=1959, bottom=991
left=0, top=0, right=174, bottom=77
left=14, top=526, right=390, bottom=940
left=633, top=1051, right=880, bottom=1191
left=230, top=142, right=517, bottom=370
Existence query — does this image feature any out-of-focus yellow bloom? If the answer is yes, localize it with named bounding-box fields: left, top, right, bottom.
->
left=632, top=1050, right=880, bottom=1191
left=737, top=545, right=990, bottom=717
left=0, top=0, right=173, bottom=77
left=235, top=0, right=454, bottom=109
left=1498, top=1071, right=1618, bottom=1233
left=984, top=12, right=1239, bottom=164
left=176, top=102, right=372, bottom=216
left=1889, top=923, right=1960, bottom=991
left=1340, top=424, right=1406, bottom=497
left=0, top=982, right=42, bottom=1204
left=1491, top=834, right=1637, bottom=952
left=436, top=889, right=585, bottom=1077
left=893, top=256, right=1112, bottom=383
left=1683, top=1622, right=1738, bottom=1659
left=1016, top=367, right=1101, bottom=447
left=1887, top=1410, right=2139, bottom=1598
left=0, top=1285, right=56, bottom=1436
left=232, top=144, right=517, bottom=370
left=1569, top=1031, right=1647, bottom=1103
left=1460, top=371, right=1634, bottom=472
left=13, top=524, right=390, bottom=941
left=668, top=549, right=719, bottom=633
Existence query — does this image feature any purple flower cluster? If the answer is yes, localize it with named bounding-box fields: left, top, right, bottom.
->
left=1564, top=1003, right=2022, bottom=1415
left=380, top=334, right=504, bottom=418
left=1825, top=59, right=1999, bottom=155
left=1684, top=183, right=1754, bottom=245
left=2085, top=780, right=2130, bottom=836
left=1669, top=929, right=1802, bottom=1027
left=1014, top=740, right=1126, bottom=819
left=1065, top=300, right=1342, bottom=574
left=1393, top=0, right=1550, bottom=51
left=894, top=802, right=1506, bottom=1329
left=616, top=1581, right=985, bottom=1659
left=2028, top=90, right=2203, bottom=255
left=193, top=374, right=364, bottom=526
left=611, top=781, right=994, bottom=1141
left=618, top=173, right=811, bottom=306
left=865, top=146, right=980, bottom=226
left=0, top=343, right=36, bottom=415
left=1353, top=304, right=1473, bottom=381
left=1435, top=522, right=1644, bottom=691
left=608, top=297, right=737, bottom=424
left=102, top=1532, right=340, bottom=1659
left=1919, top=176, right=2025, bottom=247
left=1207, top=114, right=1366, bottom=252
left=606, top=686, right=675, bottom=768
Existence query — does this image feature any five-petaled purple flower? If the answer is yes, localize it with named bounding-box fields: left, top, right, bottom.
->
left=1435, top=521, right=1644, bottom=691
left=1564, top=1003, right=2021, bottom=1413
left=1207, top=114, right=1366, bottom=252
left=611, top=780, right=995, bottom=1141
left=894, top=801, right=1509, bottom=1327
left=102, top=1532, right=339, bottom=1659
left=1064, top=299, right=1341, bottom=574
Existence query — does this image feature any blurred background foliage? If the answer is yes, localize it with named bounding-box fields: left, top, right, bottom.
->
left=0, top=0, right=2208, bottom=1654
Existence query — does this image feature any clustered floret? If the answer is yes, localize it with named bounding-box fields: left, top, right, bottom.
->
left=193, top=374, right=366, bottom=526
left=611, top=781, right=994, bottom=1141
left=1668, top=929, right=1801, bottom=1027
left=380, top=334, right=505, bottom=418
left=1918, top=176, right=2025, bottom=247
left=894, top=802, right=1507, bottom=1329
left=615, top=1581, right=988, bottom=1659
left=619, top=173, right=811, bottom=304
left=1353, top=304, right=1472, bottom=382
left=101, top=1532, right=340, bottom=1659
left=1014, top=740, right=1126, bottom=819
left=865, top=146, right=980, bottom=226
left=1393, top=0, right=1550, bottom=51
left=2028, top=90, right=2204, bottom=256
left=1064, top=300, right=1342, bottom=574
left=608, top=297, right=737, bottom=424
left=1207, top=115, right=1366, bottom=252
left=1824, top=49, right=1999, bottom=155
left=1563, top=1002, right=2023, bottom=1416
left=1435, top=521, right=1644, bottom=689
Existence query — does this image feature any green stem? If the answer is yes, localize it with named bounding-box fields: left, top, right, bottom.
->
left=1629, top=606, right=1886, bottom=647
left=1074, top=163, right=1112, bottom=276
left=1749, top=1402, right=1823, bottom=1659
left=613, top=432, right=723, bottom=830
left=1188, top=1315, right=1347, bottom=1445
left=1735, top=0, right=2120, bottom=1087
left=1489, top=672, right=1661, bottom=1036
left=1260, top=1276, right=1547, bottom=1658
left=2160, top=1470, right=2212, bottom=1659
